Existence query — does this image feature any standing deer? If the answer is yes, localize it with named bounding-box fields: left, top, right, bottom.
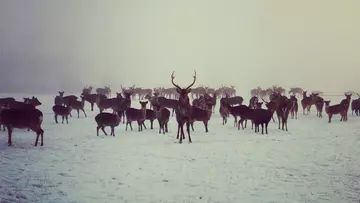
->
left=52, top=105, right=72, bottom=124
left=301, top=91, right=312, bottom=115
left=289, top=95, right=298, bottom=119
left=69, top=95, right=87, bottom=118
left=324, top=100, right=346, bottom=123
left=0, top=108, right=44, bottom=146
left=95, top=110, right=123, bottom=136
left=153, top=103, right=170, bottom=134
left=125, top=101, right=148, bottom=131
left=339, top=93, right=352, bottom=121
left=171, top=71, right=196, bottom=143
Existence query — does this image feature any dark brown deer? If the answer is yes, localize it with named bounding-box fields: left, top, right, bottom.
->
left=238, top=102, right=264, bottom=130
left=271, top=92, right=292, bottom=131
left=0, top=108, right=44, bottom=146
left=69, top=95, right=87, bottom=118
left=324, top=100, right=346, bottom=123
left=95, top=110, right=123, bottom=136
left=220, top=95, right=243, bottom=106
left=171, top=71, right=196, bottom=143
left=226, top=104, right=253, bottom=127
left=289, top=95, right=298, bottom=119
left=144, top=92, right=159, bottom=110
left=351, top=94, right=360, bottom=116
left=52, top=105, right=72, bottom=124
left=0, top=97, right=15, bottom=108
left=252, top=108, right=275, bottom=134
left=339, top=93, right=351, bottom=121
left=125, top=101, right=148, bottom=131
left=261, top=98, right=277, bottom=122
left=204, top=93, right=217, bottom=112
left=153, top=103, right=170, bottom=134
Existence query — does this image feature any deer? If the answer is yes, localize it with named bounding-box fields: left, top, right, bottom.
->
left=81, top=89, right=99, bottom=111
left=69, top=95, right=87, bottom=118
left=301, top=91, right=313, bottom=115
left=324, top=100, right=347, bottom=123
left=249, top=96, right=259, bottom=109
left=95, top=110, right=123, bottom=136
left=142, top=109, right=156, bottom=130
left=312, top=93, right=324, bottom=118
left=153, top=103, right=170, bottom=134
left=52, top=105, right=72, bottom=124
left=289, top=95, right=298, bottom=119
left=220, top=95, right=244, bottom=106
left=251, top=108, right=276, bottom=134
left=0, top=108, right=44, bottom=146
left=0, top=97, right=16, bottom=108
left=171, top=70, right=196, bottom=143
left=219, top=99, right=230, bottom=125
left=188, top=97, right=213, bottom=133
left=125, top=101, right=148, bottom=131
left=54, top=91, right=64, bottom=105
left=237, top=102, right=264, bottom=130
left=144, top=92, right=160, bottom=110
left=351, top=94, right=360, bottom=116
left=339, top=93, right=352, bottom=121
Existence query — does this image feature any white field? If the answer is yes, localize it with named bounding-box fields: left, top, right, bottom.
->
left=0, top=93, right=359, bottom=203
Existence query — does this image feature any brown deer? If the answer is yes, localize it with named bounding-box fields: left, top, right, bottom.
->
left=301, top=91, right=313, bottom=115
left=220, top=95, right=243, bottom=106
left=81, top=90, right=99, bottom=111
left=238, top=102, right=264, bottom=130
left=95, top=110, right=123, bottom=136
left=0, top=108, right=44, bottom=146
left=142, top=109, right=156, bottom=130
left=219, top=99, right=230, bottom=125
left=52, top=105, right=72, bottom=124
left=251, top=108, right=275, bottom=134
left=153, top=103, right=170, bottom=134
left=289, top=95, right=298, bottom=119
left=125, top=101, right=148, bottom=131
left=188, top=100, right=213, bottom=133
left=69, top=95, right=87, bottom=118
left=54, top=91, right=64, bottom=105
left=339, top=93, right=352, bottom=121
left=312, top=93, right=324, bottom=118
left=324, top=100, right=347, bottom=123
left=0, top=97, right=15, bottom=108
left=351, top=94, right=360, bottom=116
left=171, top=71, right=196, bottom=143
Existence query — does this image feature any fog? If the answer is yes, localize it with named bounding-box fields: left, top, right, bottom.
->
left=0, top=0, right=359, bottom=94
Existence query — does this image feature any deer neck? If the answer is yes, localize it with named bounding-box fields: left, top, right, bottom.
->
left=140, top=107, right=146, bottom=118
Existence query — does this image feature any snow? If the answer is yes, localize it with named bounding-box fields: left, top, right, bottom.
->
left=0, top=93, right=360, bottom=203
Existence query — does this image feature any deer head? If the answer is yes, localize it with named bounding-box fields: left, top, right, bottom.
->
left=58, top=91, right=64, bottom=97
left=171, top=71, right=196, bottom=107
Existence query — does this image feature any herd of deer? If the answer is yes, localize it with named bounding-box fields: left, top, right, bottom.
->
left=0, top=72, right=359, bottom=146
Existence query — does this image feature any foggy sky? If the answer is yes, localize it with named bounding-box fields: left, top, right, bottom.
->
left=0, top=0, right=359, bottom=94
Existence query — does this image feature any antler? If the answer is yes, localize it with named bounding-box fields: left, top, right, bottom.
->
left=171, top=72, right=181, bottom=89
left=186, top=70, right=196, bottom=90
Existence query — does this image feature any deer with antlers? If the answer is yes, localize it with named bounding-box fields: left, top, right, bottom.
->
left=171, top=71, right=196, bottom=144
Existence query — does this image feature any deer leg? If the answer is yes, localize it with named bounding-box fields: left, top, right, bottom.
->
left=54, top=114, right=58, bottom=124
left=190, top=122, right=194, bottom=131
left=111, top=126, right=115, bottom=136
left=100, top=126, right=107, bottom=135
left=91, top=103, right=94, bottom=111
left=272, top=116, right=275, bottom=122
left=244, top=119, right=247, bottom=128
left=261, top=123, right=264, bottom=134
left=129, top=122, right=133, bottom=131
left=277, top=114, right=281, bottom=129
left=328, top=114, right=332, bottom=123
left=62, top=116, right=65, bottom=124
left=158, top=120, right=161, bottom=134
left=82, top=109, right=87, bottom=117
left=150, top=120, right=154, bottom=129
left=172, top=109, right=175, bottom=117
left=179, top=122, right=185, bottom=143
left=66, top=116, right=69, bottom=124
left=142, top=122, right=147, bottom=130
left=96, top=126, right=101, bottom=136
left=77, top=109, right=80, bottom=118
left=237, top=120, right=241, bottom=130
left=265, top=123, right=269, bottom=134
left=122, top=112, right=126, bottom=124
left=7, top=125, right=12, bottom=146
left=186, top=122, right=192, bottom=143
left=203, top=120, right=208, bottom=133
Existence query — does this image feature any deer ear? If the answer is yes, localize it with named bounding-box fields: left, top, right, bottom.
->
left=186, top=88, right=192, bottom=93
left=176, top=88, right=181, bottom=94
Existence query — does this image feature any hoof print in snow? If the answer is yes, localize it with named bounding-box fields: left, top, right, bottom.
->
left=162, top=179, right=169, bottom=182
left=112, top=177, right=116, bottom=180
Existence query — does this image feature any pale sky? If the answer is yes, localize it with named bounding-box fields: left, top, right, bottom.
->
left=0, top=0, right=359, bottom=93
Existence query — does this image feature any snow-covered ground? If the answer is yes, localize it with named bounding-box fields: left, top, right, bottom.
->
left=0, top=93, right=359, bottom=203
